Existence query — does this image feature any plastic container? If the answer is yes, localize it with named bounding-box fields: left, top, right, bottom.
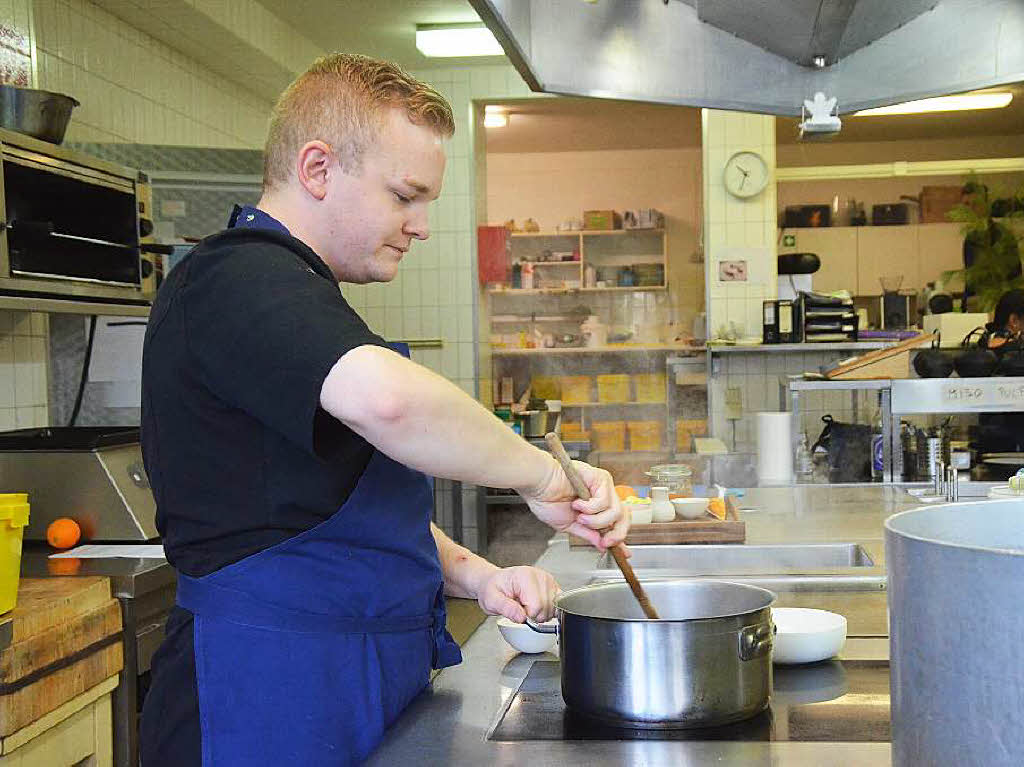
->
left=558, top=375, right=592, bottom=405
left=627, top=421, right=663, bottom=451
left=531, top=375, right=560, bottom=400
left=560, top=422, right=589, bottom=442
left=0, top=493, right=30, bottom=615
left=650, top=486, right=674, bottom=522
left=597, top=374, right=631, bottom=403
left=634, top=373, right=666, bottom=403
left=591, top=421, right=626, bottom=452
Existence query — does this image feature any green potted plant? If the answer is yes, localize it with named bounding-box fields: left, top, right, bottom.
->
left=942, top=177, right=1024, bottom=312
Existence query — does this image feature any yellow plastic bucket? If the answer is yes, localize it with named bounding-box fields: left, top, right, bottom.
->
left=0, top=493, right=30, bottom=615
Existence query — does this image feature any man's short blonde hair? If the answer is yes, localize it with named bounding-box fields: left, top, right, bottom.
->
left=263, top=53, right=455, bottom=190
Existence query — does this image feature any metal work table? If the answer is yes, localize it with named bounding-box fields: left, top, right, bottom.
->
left=367, top=485, right=917, bottom=766
left=20, top=546, right=176, bottom=767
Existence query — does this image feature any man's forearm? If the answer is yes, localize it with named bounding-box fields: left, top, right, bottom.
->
left=431, top=523, right=497, bottom=599
left=321, top=345, right=556, bottom=492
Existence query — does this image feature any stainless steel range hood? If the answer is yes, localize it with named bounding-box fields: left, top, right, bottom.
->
left=470, top=0, right=1024, bottom=116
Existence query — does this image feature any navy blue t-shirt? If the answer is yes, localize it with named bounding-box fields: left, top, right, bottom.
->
left=141, top=209, right=387, bottom=577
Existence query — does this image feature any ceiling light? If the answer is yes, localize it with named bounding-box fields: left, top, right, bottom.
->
left=484, top=105, right=506, bottom=114
left=483, top=112, right=508, bottom=128
left=415, top=23, right=504, bottom=57
left=854, top=92, right=1013, bottom=116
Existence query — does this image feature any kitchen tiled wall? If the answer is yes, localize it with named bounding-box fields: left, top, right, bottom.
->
left=0, top=0, right=32, bottom=85
left=0, top=311, right=49, bottom=430
left=702, top=110, right=777, bottom=339
left=710, top=350, right=878, bottom=452
left=33, top=0, right=270, bottom=147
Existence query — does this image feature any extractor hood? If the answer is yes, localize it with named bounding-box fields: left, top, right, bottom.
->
left=469, top=0, right=1024, bottom=117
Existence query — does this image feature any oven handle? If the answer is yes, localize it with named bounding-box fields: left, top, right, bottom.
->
left=2, top=219, right=174, bottom=255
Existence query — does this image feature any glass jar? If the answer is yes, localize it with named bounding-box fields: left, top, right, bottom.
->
left=645, top=464, right=693, bottom=498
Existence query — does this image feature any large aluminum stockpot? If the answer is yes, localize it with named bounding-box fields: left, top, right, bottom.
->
left=530, top=579, right=775, bottom=728
left=0, top=85, right=79, bottom=144
left=886, top=500, right=1024, bottom=767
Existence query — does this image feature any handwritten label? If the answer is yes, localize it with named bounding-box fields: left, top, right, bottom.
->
left=942, top=383, right=1024, bottom=407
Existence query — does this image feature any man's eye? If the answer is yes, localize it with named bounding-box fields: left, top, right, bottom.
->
left=394, top=192, right=412, bottom=204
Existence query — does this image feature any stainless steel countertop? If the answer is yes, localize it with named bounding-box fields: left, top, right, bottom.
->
left=368, top=484, right=918, bottom=766
left=20, top=544, right=174, bottom=599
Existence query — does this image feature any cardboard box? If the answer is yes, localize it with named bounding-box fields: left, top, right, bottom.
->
left=920, top=186, right=964, bottom=223
left=583, top=209, right=622, bottom=230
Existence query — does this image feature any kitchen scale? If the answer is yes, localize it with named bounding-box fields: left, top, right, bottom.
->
left=489, top=660, right=890, bottom=743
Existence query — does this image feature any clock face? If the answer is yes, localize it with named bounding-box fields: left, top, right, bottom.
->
left=723, top=151, right=769, bottom=199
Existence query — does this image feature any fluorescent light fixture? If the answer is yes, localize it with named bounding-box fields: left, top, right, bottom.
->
left=483, top=112, right=508, bottom=128
left=415, top=23, right=503, bottom=57
left=854, top=92, right=1013, bottom=116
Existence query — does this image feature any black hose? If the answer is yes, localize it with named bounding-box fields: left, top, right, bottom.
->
left=68, top=315, right=98, bottom=427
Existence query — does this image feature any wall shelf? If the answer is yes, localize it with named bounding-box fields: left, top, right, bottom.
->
left=488, top=285, right=666, bottom=295
left=492, top=344, right=700, bottom=356
left=510, top=229, right=665, bottom=238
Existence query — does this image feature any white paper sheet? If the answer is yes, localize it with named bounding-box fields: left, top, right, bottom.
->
left=49, top=544, right=166, bottom=559
left=87, top=317, right=148, bottom=383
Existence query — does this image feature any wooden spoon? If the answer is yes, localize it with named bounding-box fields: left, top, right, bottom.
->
left=544, top=432, right=660, bottom=620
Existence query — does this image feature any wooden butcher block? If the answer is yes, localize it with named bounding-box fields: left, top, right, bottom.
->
left=0, top=577, right=123, bottom=737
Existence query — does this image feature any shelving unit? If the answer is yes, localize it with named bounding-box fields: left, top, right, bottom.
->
left=497, top=228, right=667, bottom=292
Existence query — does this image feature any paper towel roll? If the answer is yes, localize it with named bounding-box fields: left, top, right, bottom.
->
left=757, top=412, right=793, bottom=485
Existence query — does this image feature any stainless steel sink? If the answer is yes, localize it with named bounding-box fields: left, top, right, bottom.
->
left=591, top=543, right=877, bottom=583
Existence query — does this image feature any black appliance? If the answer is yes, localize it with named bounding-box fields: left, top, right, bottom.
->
left=871, top=203, right=909, bottom=226
left=880, top=293, right=912, bottom=329
left=763, top=299, right=798, bottom=344
left=783, top=205, right=831, bottom=228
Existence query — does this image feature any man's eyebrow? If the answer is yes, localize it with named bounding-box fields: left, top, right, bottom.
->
left=402, top=178, right=431, bottom=194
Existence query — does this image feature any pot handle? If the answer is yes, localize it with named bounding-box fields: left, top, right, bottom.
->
left=525, top=618, right=558, bottom=635
left=738, top=623, right=773, bottom=661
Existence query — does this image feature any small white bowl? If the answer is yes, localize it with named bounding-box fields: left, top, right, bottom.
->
left=497, top=617, right=558, bottom=654
left=772, top=607, right=847, bottom=665
left=671, top=497, right=709, bottom=520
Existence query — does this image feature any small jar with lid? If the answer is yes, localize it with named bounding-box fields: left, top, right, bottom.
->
left=646, top=464, right=693, bottom=498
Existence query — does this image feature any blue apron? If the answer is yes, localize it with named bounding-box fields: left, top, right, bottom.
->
left=177, top=211, right=461, bottom=764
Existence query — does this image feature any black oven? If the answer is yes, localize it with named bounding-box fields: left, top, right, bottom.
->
left=0, top=127, right=159, bottom=305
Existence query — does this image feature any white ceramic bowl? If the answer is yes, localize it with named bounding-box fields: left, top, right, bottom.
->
left=671, top=497, right=709, bottom=520
left=497, top=617, right=558, bottom=654
left=772, top=607, right=847, bottom=665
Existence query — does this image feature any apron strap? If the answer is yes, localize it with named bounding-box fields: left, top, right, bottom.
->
left=177, top=574, right=434, bottom=634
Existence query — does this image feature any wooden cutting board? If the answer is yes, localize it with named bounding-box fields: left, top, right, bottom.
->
left=572, top=495, right=746, bottom=546
left=0, top=577, right=123, bottom=737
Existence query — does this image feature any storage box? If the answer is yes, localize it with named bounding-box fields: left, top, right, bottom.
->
left=530, top=375, right=561, bottom=400
left=583, top=210, right=622, bottom=231
left=623, top=209, right=665, bottom=229
left=920, top=186, right=964, bottom=223
left=597, top=374, right=631, bottom=403
left=0, top=494, right=30, bottom=615
left=627, top=421, right=663, bottom=451
left=922, top=313, right=989, bottom=347
left=676, top=419, right=708, bottom=452
left=558, top=375, right=592, bottom=405
left=591, top=421, right=626, bottom=452
left=560, top=422, right=589, bottom=442
left=633, top=373, right=666, bottom=403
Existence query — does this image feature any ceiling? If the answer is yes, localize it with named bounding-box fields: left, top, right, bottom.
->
left=255, top=0, right=503, bottom=70
left=484, top=98, right=702, bottom=153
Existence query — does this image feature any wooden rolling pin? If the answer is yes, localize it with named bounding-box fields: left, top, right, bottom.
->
left=544, top=433, right=660, bottom=620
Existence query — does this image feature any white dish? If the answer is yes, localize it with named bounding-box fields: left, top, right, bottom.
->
left=772, top=607, right=847, bottom=665
left=671, top=497, right=709, bottom=520
left=497, top=617, right=558, bottom=654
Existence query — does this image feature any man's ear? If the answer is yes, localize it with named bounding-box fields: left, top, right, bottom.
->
left=296, top=141, right=332, bottom=201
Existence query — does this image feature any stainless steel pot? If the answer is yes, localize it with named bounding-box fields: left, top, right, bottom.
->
left=0, top=85, right=79, bottom=144
left=886, top=500, right=1024, bottom=766
left=530, top=579, right=775, bottom=728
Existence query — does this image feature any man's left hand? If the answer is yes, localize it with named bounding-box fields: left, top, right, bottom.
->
left=476, top=566, right=560, bottom=623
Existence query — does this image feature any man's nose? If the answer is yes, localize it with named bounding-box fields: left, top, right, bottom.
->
left=405, top=207, right=430, bottom=240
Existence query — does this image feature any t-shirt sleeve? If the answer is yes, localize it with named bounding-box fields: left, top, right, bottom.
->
left=182, top=241, right=387, bottom=456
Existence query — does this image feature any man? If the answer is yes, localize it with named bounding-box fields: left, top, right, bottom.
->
left=139, top=53, right=627, bottom=766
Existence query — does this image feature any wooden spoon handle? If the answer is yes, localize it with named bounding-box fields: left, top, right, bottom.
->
left=543, top=432, right=659, bottom=620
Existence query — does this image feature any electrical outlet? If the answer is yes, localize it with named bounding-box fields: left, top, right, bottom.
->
left=725, top=386, right=743, bottom=420
left=718, top=260, right=748, bottom=281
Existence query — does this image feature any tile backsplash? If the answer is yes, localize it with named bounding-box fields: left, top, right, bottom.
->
left=0, top=311, right=49, bottom=430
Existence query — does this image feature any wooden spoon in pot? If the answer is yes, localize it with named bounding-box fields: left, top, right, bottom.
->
left=544, top=433, right=660, bottom=620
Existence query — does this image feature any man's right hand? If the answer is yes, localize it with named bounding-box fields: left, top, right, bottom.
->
left=518, top=457, right=630, bottom=551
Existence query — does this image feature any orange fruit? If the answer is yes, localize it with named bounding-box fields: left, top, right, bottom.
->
left=46, top=518, right=81, bottom=550
left=614, top=485, right=636, bottom=501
